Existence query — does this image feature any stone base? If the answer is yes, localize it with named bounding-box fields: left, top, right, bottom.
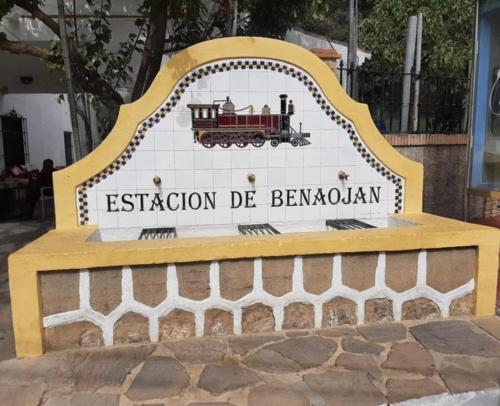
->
left=41, top=248, right=476, bottom=351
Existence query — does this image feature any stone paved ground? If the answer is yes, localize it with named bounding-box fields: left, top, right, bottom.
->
left=1, top=217, right=500, bottom=405
left=0, top=317, right=499, bottom=405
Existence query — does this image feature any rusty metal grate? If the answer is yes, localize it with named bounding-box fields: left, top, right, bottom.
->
left=138, top=227, right=177, bottom=240
left=238, top=223, right=280, bottom=235
left=326, top=219, right=376, bottom=231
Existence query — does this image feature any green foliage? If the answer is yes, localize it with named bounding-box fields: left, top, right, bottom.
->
left=360, top=0, right=474, bottom=74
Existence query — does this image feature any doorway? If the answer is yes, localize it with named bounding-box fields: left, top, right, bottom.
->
left=1, top=110, right=29, bottom=169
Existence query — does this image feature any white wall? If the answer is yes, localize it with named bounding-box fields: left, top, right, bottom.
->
left=0, top=94, right=72, bottom=171
left=286, top=29, right=371, bottom=66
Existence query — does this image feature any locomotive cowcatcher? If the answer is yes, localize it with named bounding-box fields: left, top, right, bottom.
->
left=187, top=94, right=311, bottom=148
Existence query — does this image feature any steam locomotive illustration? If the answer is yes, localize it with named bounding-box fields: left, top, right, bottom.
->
left=187, top=94, right=311, bottom=148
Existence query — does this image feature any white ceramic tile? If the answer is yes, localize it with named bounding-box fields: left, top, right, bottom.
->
left=154, top=150, right=175, bottom=170
left=97, top=211, right=118, bottom=228
left=231, top=149, right=250, bottom=169
left=249, top=149, right=268, bottom=168
left=155, top=131, right=175, bottom=150
left=212, top=150, right=232, bottom=169
left=213, top=170, right=232, bottom=188
left=210, top=72, right=230, bottom=92
left=303, top=149, right=321, bottom=167
left=134, top=150, right=156, bottom=170
left=174, top=150, right=194, bottom=170
left=194, top=150, right=213, bottom=170
left=175, top=170, right=195, bottom=189
left=115, top=171, right=137, bottom=190
left=229, top=70, right=249, bottom=93
left=194, top=169, right=214, bottom=188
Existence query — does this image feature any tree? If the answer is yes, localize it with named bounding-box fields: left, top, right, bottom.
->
left=360, top=0, right=474, bottom=74
left=0, top=0, right=328, bottom=152
left=298, top=0, right=473, bottom=75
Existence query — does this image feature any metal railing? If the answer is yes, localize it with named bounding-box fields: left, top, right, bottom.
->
left=337, top=61, right=470, bottom=134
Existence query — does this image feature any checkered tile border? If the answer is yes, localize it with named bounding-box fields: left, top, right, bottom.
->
left=76, top=59, right=404, bottom=225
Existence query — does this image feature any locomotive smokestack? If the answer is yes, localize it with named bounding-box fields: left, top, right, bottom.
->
left=279, top=94, right=287, bottom=115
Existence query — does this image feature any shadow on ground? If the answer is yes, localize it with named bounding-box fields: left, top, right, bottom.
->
left=0, top=213, right=54, bottom=361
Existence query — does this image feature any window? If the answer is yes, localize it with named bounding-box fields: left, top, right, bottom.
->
left=64, top=131, right=73, bottom=166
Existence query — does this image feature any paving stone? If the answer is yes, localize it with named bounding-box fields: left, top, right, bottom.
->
left=0, top=382, right=45, bottom=406
left=69, top=345, right=154, bottom=391
left=229, top=334, right=283, bottom=355
left=335, top=353, right=383, bottom=382
left=285, top=330, right=310, bottom=337
left=43, top=394, right=120, bottom=406
left=303, top=370, right=386, bottom=406
left=316, top=326, right=358, bottom=338
left=248, top=382, right=309, bottom=406
left=341, top=338, right=384, bottom=355
left=472, top=317, right=500, bottom=340
left=126, top=356, right=189, bottom=400
left=410, top=320, right=500, bottom=357
left=381, top=342, right=434, bottom=376
left=229, top=334, right=282, bottom=354
left=244, top=348, right=302, bottom=373
left=248, top=337, right=337, bottom=372
left=470, top=356, right=500, bottom=383
left=197, top=365, right=261, bottom=395
left=164, top=338, right=226, bottom=364
left=438, top=365, right=497, bottom=393
left=188, top=403, right=236, bottom=406
left=357, top=323, right=406, bottom=343
left=385, top=378, right=446, bottom=403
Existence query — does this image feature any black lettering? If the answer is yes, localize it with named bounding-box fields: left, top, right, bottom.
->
left=121, top=193, right=134, bottom=212
left=231, top=191, right=243, bottom=208
left=369, top=186, right=381, bottom=203
left=299, top=189, right=311, bottom=206
left=341, top=187, right=352, bottom=204
left=166, top=193, right=179, bottom=211
left=312, top=188, right=326, bottom=205
left=204, top=192, right=216, bottom=210
left=353, top=188, right=367, bottom=204
left=134, top=193, right=148, bottom=211
left=286, top=189, right=298, bottom=206
left=244, top=191, right=256, bottom=208
left=271, top=189, right=284, bottom=207
left=328, top=188, right=341, bottom=205
left=106, top=194, right=119, bottom=212
left=189, top=192, right=202, bottom=210
left=150, top=193, right=165, bottom=211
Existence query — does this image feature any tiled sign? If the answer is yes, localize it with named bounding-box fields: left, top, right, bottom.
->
left=78, top=59, right=404, bottom=228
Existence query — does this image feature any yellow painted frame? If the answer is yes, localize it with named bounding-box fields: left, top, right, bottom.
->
left=53, top=37, right=423, bottom=229
left=9, top=213, right=500, bottom=357
left=8, top=38, right=499, bottom=358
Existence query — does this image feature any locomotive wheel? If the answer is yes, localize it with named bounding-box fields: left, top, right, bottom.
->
left=291, top=138, right=300, bottom=147
left=234, top=134, right=248, bottom=148
left=252, top=134, right=265, bottom=148
left=201, top=135, right=214, bottom=148
left=270, top=139, right=279, bottom=147
left=219, top=134, right=232, bottom=148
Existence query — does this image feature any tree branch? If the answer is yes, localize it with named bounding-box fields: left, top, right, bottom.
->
left=16, top=1, right=61, bottom=37
left=0, top=39, right=50, bottom=59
